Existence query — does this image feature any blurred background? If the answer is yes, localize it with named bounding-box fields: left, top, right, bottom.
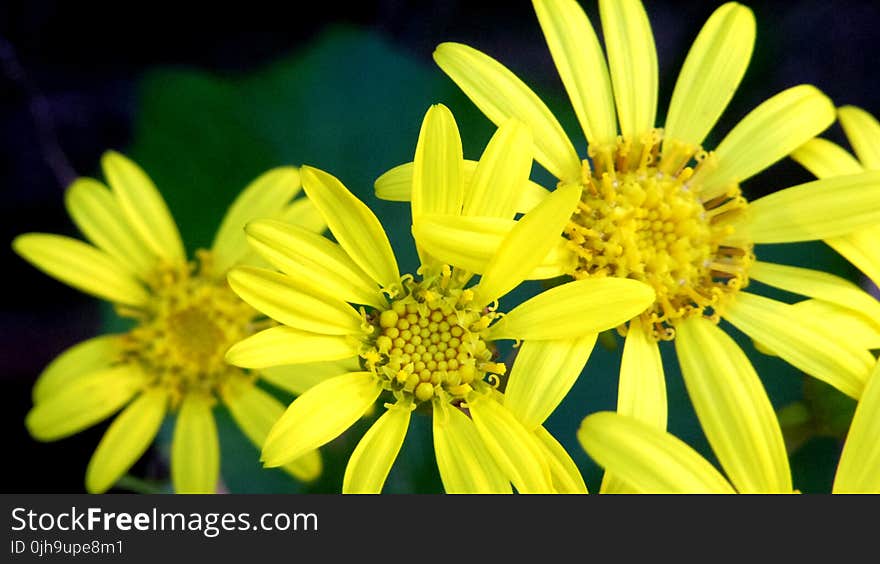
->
left=2, top=0, right=878, bottom=494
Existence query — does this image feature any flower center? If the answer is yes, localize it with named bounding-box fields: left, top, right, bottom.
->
left=564, top=130, right=754, bottom=340
left=361, top=266, right=506, bottom=405
left=118, top=251, right=257, bottom=405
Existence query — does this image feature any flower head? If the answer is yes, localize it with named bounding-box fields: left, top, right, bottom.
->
left=226, top=104, right=654, bottom=493
left=382, top=0, right=880, bottom=493
left=14, top=151, right=330, bottom=493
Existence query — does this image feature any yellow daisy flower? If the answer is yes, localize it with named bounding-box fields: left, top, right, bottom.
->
left=378, top=0, right=880, bottom=492
left=13, top=151, right=331, bottom=493
left=225, top=104, right=655, bottom=493
left=578, top=352, right=880, bottom=493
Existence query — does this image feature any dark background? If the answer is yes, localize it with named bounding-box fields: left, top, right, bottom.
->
left=2, top=1, right=879, bottom=493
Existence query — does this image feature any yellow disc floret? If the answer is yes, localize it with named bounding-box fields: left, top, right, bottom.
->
left=564, top=130, right=754, bottom=340
left=361, top=266, right=505, bottom=405
left=118, top=251, right=257, bottom=406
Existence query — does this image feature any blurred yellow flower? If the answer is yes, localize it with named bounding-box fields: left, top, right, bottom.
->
left=226, top=104, right=654, bottom=493
left=14, top=151, right=331, bottom=493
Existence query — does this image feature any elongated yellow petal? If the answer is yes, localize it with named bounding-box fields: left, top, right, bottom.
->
left=433, top=403, right=512, bottom=493
left=278, top=198, right=327, bottom=234
left=833, top=360, right=880, bottom=493
left=745, top=171, right=880, bottom=244
left=788, top=299, right=880, bottom=350
left=343, top=404, right=410, bottom=494
left=464, top=119, right=533, bottom=219
left=599, top=0, right=657, bottom=139
left=476, top=183, right=581, bottom=304
left=433, top=42, right=581, bottom=182
left=838, top=105, right=880, bottom=170
left=578, top=411, right=735, bottom=493
left=791, top=138, right=863, bottom=179
left=533, top=425, right=588, bottom=494
left=172, top=394, right=219, bottom=494
left=750, top=261, right=880, bottom=322
left=221, top=379, right=321, bottom=482
left=227, top=266, right=362, bottom=336
left=664, top=2, right=755, bottom=147
left=489, top=278, right=654, bottom=340
left=259, top=359, right=361, bottom=397
left=86, top=388, right=167, bottom=493
left=245, top=219, right=384, bottom=309
left=262, top=372, right=382, bottom=467
left=211, top=167, right=302, bottom=274
left=675, top=317, right=792, bottom=493
left=101, top=151, right=185, bottom=263
left=13, top=233, right=150, bottom=306
left=375, top=159, right=550, bottom=214
left=26, top=365, right=145, bottom=441
left=413, top=215, right=575, bottom=279
left=504, top=335, right=597, bottom=430
left=533, top=0, right=617, bottom=147
left=699, top=85, right=835, bottom=199
left=33, top=335, right=121, bottom=403
left=468, top=393, right=553, bottom=493
left=724, top=292, right=874, bottom=399
left=827, top=226, right=880, bottom=287
left=412, top=104, right=464, bottom=222
left=226, top=326, right=359, bottom=369
left=65, top=178, right=155, bottom=278
left=299, top=166, right=399, bottom=288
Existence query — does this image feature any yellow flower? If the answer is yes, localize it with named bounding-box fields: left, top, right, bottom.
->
left=578, top=353, right=880, bottom=493
left=225, top=104, right=655, bottom=493
left=378, top=0, right=880, bottom=493
left=13, top=151, right=332, bottom=493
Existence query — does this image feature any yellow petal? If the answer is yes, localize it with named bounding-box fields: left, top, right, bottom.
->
left=599, top=0, right=657, bottom=139
left=790, top=138, right=863, bottom=179
left=343, top=404, right=411, bottom=494
left=724, top=292, right=874, bottom=399
left=412, top=104, right=464, bottom=220
left=33, top=335, right=122, bottom=403
left=475, top=183, right=581, bottom=304
left=533, top=425, right=588, bottom=494
left=833, top=360, right=880, bottom=493
left=432, top=403, right=512, bottom=494
left=171, top=394, right=219, bottom=494
left=278, top=197, right=327, bottom=234
left=375, top=159, right=550, bottom=215
left=211, top=167, right=302, bottom=274
left=463, top=119, right=533, bottom=219
left=262, top=372, right=382, bottom=467
left=227, top=266, right=362, bottom=335
left=664, top=2, right=755, bottom=147
left=468, top=393, right=553, bottom=493
left=488, top=277, right=655, bottom=340
left=675, top=317, right=792, bottom=493
left=65, top=178, right=155, bottom=278
left=259, top=359, right=361, bottom=397
left=504, top=335, right=597, bottom=430
left=245, top=219, right=384, bottom=309
left=838, top=105, right=880, bottom=170
left=750, top=260, right=880, bottom=322
left=433, top=42, right=581, bottom=182
left=26, top=365, right=146, bottom=441
left=221, top=379, right=321, bottom=482
left=299, top=166, right=399, bottom=288
left=788, top=299, right=880, bottom=350
left=744, top=171, right=880, bottom=244
left=578, top=411, right=735, bottom=493
left=226, top=326, right=360, bottom=369
left=86, top=388, right=167, bottom=493
left=413, top=215, right=575, bottom=279
left=100, top=151, right=185, bottom=263
left=827, top=226, right=880, bottom=288
left=699, top=85, right=835, bottom=199
left=533, top=0, right=617, bottom=147
left=13, top=233, right=150, bottom=306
